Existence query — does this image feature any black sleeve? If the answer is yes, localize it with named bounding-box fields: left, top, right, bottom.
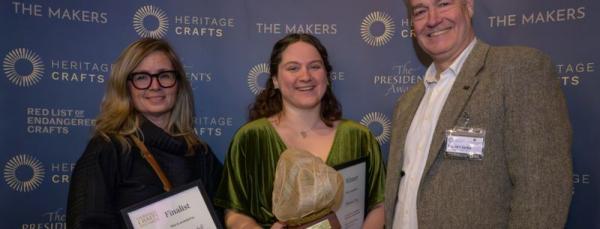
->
left=202, top=144, right=224, bottom=199
left=196, top=144, right=224, bottom=224
left=66, top=136, right=122, bottom=229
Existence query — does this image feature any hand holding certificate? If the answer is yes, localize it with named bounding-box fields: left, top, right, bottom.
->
left=121, top=179, right=223, bottom=229
left=334, top=158, right=367, bottom=229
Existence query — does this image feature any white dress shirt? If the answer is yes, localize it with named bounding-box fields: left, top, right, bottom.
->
left=392, top=39, right=477, bottom=229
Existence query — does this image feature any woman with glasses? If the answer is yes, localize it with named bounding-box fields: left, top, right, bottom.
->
left=66, top=38, right=222, bottom=229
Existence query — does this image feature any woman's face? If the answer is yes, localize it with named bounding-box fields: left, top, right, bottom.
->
left=128, top=51, right=178, bottom=123
left=273, top=41, right=328, bottom=112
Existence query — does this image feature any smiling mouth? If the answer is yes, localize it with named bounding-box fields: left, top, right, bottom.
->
left=428, top=27, right=451, bottom=37
left=296, top=86, right=315, bottom=91
left=146, top=96, right=165, bottom=102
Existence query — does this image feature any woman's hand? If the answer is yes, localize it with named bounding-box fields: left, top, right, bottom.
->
left=270, top=221, right=286, bottom=229
left=224, top=209, right=262, bottom=229
left=362, top=204, right=384, bottom=229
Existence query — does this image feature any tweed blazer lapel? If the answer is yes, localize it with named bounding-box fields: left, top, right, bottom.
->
left=385, top=81, right=425, bottom=225
left=390, top=84, right=425, bottom=174
left=421, top=41, right=490, bottom=176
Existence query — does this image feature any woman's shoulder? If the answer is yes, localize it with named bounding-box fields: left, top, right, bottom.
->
left=79, top=134, right=123, bottom=163
left=336, top=119, right=379, bottom=143
left=234, top=118, right=273, bottom=136
left=338, top=119, right=371, bottom=133
left=85, top=135, right=117, bottom=153
left=72, top=134, right=125, bottom=180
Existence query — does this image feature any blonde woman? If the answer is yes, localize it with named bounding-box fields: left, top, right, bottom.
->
left=67, top=38, right=222, bottom=229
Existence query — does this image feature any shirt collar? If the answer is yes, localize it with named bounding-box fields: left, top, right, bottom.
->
left=423, top=38, right=477, bottom=85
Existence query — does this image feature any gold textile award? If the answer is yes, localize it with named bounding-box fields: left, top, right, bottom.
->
left=272, top=148, right=343, bottom=229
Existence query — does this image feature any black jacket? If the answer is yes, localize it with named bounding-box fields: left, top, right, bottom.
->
left=66, top=120, right=223, bottom=228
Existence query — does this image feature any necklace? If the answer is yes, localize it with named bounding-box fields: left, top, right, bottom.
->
left=283, top=122, right=318, bottom=139
left=273, top=115, right=322, bottom=139
left=297, top=121, right=322, bottom=138
left=299, top=130, right=309, bottom=138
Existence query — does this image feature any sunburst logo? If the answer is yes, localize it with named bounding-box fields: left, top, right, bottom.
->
left=360, top=11, right=396, bottom=47
left=3, top=48, right=44, bottom=87
left=3, top=154, right=45, bottom=192
left=247, top=63, right=270, bottom=95
left=133, top=5, right=169, bottom=38
left=360, top=112, right=392, bottom=145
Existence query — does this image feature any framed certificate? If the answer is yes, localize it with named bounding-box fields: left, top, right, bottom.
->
left=121, top=179, right=223, bottom=229
left=333, top=157, right=367, bottom=229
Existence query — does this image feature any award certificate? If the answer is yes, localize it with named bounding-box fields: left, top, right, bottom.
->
left=121, top=179, right=222, bottom=229
left=334, top=158, right=366, bottom=229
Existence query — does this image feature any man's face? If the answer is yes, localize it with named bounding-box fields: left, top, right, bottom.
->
left=409, top=0, right=475, bottom=68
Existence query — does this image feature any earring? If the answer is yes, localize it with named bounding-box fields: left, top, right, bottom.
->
left=273, top=82, right=279, bottom=89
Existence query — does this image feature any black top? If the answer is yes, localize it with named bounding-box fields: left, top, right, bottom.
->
left=66, top=120, right=223, bottom=229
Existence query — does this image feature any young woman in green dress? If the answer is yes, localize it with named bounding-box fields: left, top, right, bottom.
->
left=214, top=33, right=385, bottom=228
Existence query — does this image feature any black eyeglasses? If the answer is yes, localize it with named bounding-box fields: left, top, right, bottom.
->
left=128, top=70, right=178, bottom=90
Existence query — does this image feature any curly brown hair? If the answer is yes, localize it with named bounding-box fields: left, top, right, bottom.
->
left=248, top=33, right=342, bottom=127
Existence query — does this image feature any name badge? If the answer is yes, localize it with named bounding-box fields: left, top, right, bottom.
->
left=445, top=127, right=486, bottom=160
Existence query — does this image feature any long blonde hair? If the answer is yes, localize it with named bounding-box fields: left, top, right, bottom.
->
left=94, top=38, right=201, bottom=154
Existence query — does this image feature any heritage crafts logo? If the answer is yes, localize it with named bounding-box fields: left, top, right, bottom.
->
left=360, top=112, right=392, bottom=145
left=556, top=62, right=595, bottom=87
left=196, top=116, right=234, bottom=137
left=3, top=48, right=45, bottom=87
left=573, top=173, right=592, bottom=195
left=3, top=153, right=76, bottom=192
left=49, top=59, right=109, bottom=84
left=3, top=48, right=110, bottom=87
left=133, top=5, right=169, bottom=38
left=133, top=5, right=236, bottom=39
left=3, top=154, right=45, bottom=192
left=360, top=11, right=396, bottom=47
left=247, top=63, right=270, bottom=95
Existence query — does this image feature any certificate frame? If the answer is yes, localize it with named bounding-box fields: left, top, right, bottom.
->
left=333, top=157, right=367, bottom=229
left=121, top=179, right=223, bottom=229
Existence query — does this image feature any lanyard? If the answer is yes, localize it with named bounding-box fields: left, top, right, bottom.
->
left=131, top=135, right=173, bottom=192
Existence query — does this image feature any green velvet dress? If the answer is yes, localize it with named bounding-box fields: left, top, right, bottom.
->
left=214, top=118, right=385, bottom=227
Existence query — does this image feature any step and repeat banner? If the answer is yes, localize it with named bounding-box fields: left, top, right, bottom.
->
left=1, top=0, right=597, bottom=228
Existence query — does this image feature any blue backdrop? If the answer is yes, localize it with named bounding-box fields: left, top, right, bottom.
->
left=1, top=0, right=597, bottom=228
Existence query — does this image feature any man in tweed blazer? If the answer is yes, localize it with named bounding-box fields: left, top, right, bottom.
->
left=384, top=0, right=573, bottom=228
